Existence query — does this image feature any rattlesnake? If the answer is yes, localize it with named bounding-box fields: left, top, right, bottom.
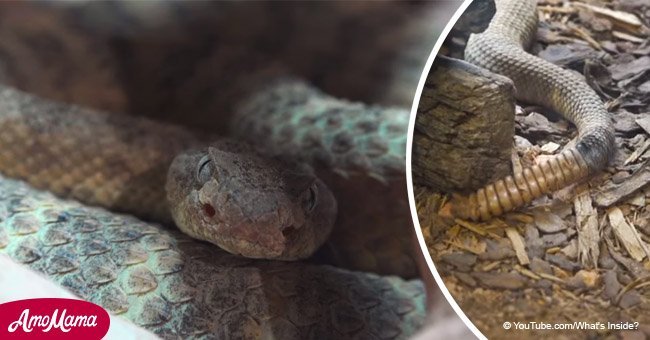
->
left=0, top=175, right=425, bottom=338
left=0, top=50, right=434, bottom=340
left=0, top=0, right=453, bottom=277
left=447, top=0, right=615, bottom=221
left=0, top=2, right=461, bottom=338
left=0, top=73, right=425, bottom=338
left=0, top=82, right=342, bottom=261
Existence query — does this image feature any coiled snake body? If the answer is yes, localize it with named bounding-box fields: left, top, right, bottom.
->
left=450, top=0, right=615, bottom=221
left=0, top=175, right=424, bottom=338
left=0, top=3, right=435, bottom=338
left=0, top=81, right=424, bottom=338
left=0, top=84, right=338, bottom=261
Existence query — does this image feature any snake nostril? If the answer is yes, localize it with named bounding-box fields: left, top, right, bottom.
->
left=282, top=225, right=296, bottom=238
left=202, top=203, right=216, bottom=217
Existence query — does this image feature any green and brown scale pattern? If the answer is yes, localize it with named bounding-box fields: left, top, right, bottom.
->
left=0, top=176, right=426, bottom=339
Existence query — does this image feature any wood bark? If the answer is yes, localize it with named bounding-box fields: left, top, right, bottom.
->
left=412, top=56, right=515, bottom=193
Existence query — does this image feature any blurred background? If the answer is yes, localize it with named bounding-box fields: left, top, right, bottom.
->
left=0, top=1, right=459, bottom=132
left=0, top=1, right=474, bottom=338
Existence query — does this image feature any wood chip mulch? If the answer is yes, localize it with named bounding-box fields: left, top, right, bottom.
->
left=418, top=1, right=650, bottom=338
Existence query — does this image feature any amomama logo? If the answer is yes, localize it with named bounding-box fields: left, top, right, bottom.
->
left=0, top=298, right=110, bottom=339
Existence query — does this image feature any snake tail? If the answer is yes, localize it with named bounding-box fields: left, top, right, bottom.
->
left=452, top=149, right=591, bottom=220
left=452, top=0, right=615, bottom=221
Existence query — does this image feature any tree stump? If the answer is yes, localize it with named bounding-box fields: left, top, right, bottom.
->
left=412, top=56, right=515, bottom=193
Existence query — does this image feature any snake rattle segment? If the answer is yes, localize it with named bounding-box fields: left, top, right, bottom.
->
left=449, top=0, right=616, bottom=221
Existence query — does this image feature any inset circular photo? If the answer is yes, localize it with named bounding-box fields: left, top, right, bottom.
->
left=0, top=1, right=481, bottom=339
left=410, top=0, right=649, bottom=338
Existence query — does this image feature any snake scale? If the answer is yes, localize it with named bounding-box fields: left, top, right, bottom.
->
left=0, top=82, right=341, bottom=261
left=0, top=44, right=425, bottom=340
left=448, top=0, right=616, bottom=221
left=0, top=2, right=461, bottom=338
left=0, top=175, right=425, bottom=338
left=0, top=0, right=451, bottom=277
left=0, top=81, right=427, bottom=338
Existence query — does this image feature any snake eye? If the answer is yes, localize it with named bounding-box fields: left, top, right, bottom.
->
left=202, top=203, right=216, bottom=218
left=302, top=183, right=318, bottom=212
left=197, top=155, right=213, bottom=183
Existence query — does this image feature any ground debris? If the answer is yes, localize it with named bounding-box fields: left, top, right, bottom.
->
left=624, top=137, right=650, bottom=165
left=572, top=2, right=647, bottom=36
left=636, top=115, right=650, bottom=134
left=602, top=270, right=622, bottom=300
left=594, top=164, right=650, bottom=207
left=609, top=56, right=650, bottom=81
left=566, top=269, right=600, bottom=290
left=420, top=0, right=650, bottom=337
left=608, top=207, right=650, bottom=261
left=440, top=252, right=477, bottom=272
left=574, top=186, right=601, bottom=268
left=473, top=271, right=527, bottom=290
left=505, top=227, right=530, bottom=265
left=533, top=209, right=569, bottom=233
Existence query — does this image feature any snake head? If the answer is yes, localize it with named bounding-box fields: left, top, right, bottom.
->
left=166, top=141, right=337, bottom=261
